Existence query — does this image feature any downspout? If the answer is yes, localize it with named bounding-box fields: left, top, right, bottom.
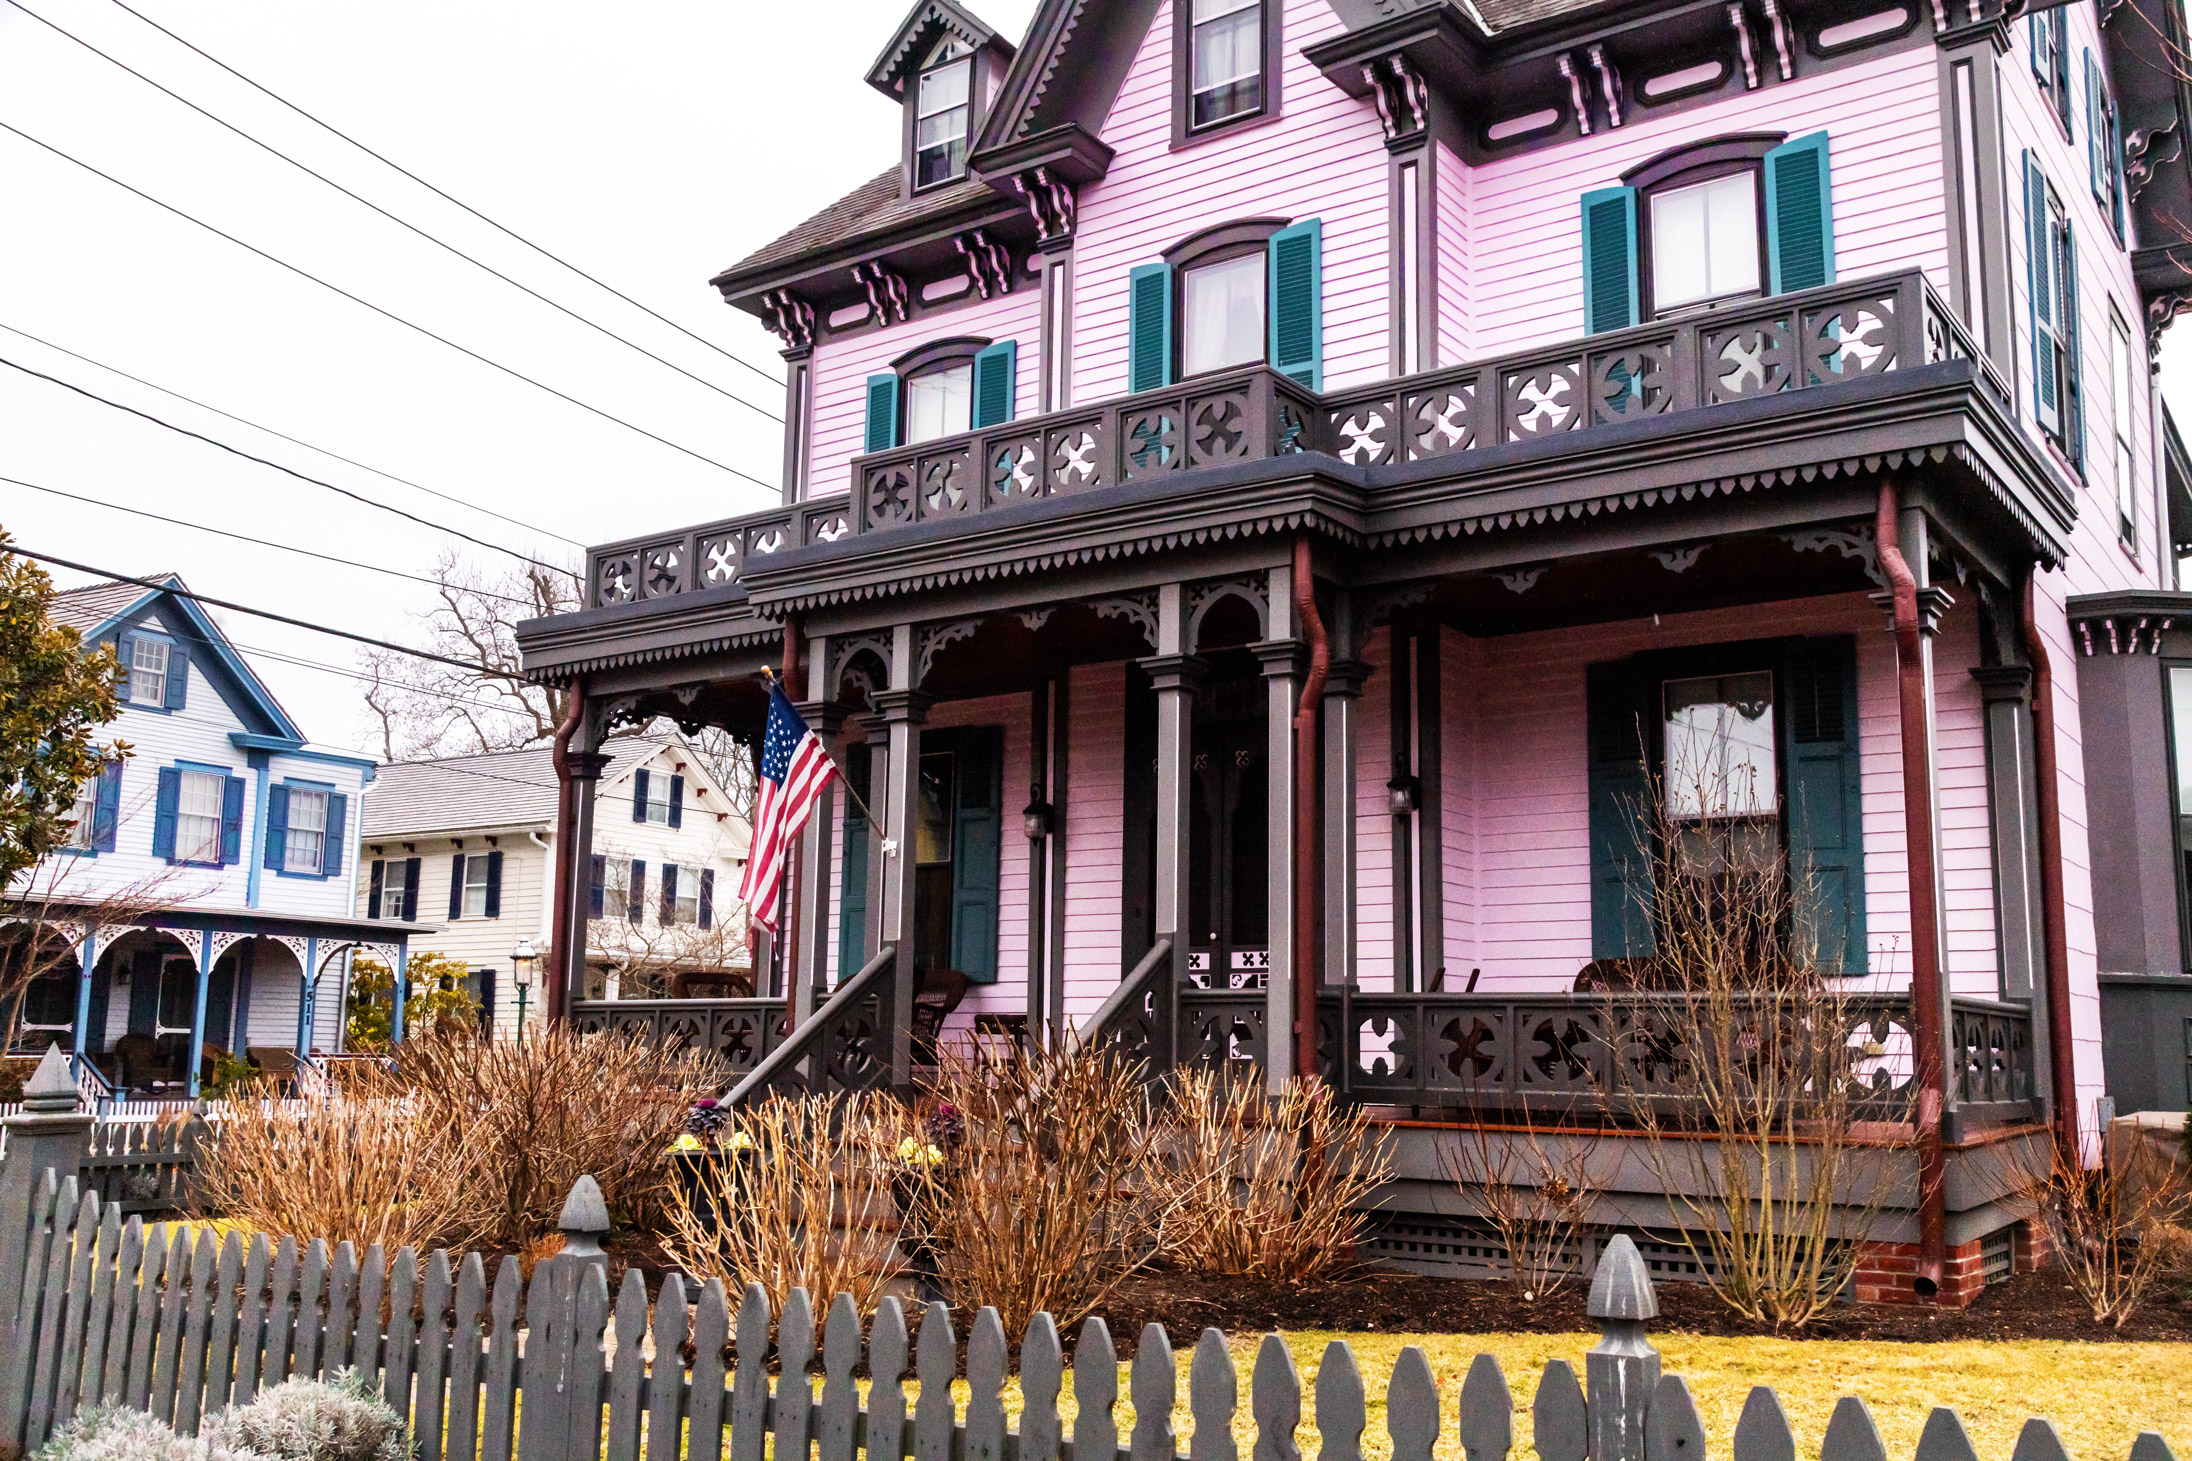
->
left=2022, top=568, right=2079, bottom=1160
left=1876, top=485, right=1948, bottom=1295
left=1292, top=537, right=1329, bottom=1083
left=546, top=680, right=586, bottom=1026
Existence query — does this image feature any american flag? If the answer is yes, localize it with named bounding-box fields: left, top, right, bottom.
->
left=736, top=680, right=835, bottom=931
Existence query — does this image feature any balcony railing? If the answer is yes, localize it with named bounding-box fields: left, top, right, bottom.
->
left=585, top=269, right=1998, bottom=609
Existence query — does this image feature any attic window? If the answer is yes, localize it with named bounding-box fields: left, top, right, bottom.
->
left=1190, top=0, right=1263, bottom=128
left=916, top=40, right=972, bottom=189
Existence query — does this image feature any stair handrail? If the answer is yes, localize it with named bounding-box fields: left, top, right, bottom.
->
left=1069, top=937, right=1173, bottom=1062
left=725, top=945, right=897, bottom=1107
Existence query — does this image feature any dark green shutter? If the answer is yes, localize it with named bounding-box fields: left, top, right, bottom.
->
left=401, top=857, right=421, bottom=921
left=2027, top=152, right=2061, bottom=435
left=837, top=745, right=872, bottom=982
left=972, top=340, right=1018, bottom=427
left=1766, top=131, right=1835, bottom=295
left=484, top=848, right=503, bottom=918
left=1586, top=660, right=1656, bottom=958
left=1127, top=262, right=1174, bottom=392
left=2061, top=223, right=2082, bottom=466
left=668, top=775, right=684, bottom=829
left=1580, top=187, right=1639, bottom=334
left=449, top=853, right=467, bottom=920
left=1781, top=636, right=1868, bottom=975
left=2086, top=52, right=2106, bottom=203
left=949, top=727, right=1004, bottom=984
left=632, top=770, right=649, bottom=823
left=1268, top=218, right=1324, bottom=389
left=863, top=373, right=901, bottom=453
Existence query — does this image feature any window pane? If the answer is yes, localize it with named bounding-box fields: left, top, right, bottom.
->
left=464, top=855, right=491, bottom=917
left=285, top=789, right=327, bottom=874
left=130, top=638, right=169, bottom=705
left=1651, top=173, right=1759, bottom=310
left=918, top=58, right=970, bottom=117
left=1182, top=252, right=1266, bottom=375
left=1664, top=672, right=1777, bottom=819
left=905, top=363, right=973, bottom=443
left=917, top=752, right=955, bottom=865
left=177, top=769, right=224, bottom=862
left=646, top=778, right=669, bottom=823
left=1191, top=0, right=1261, bottom=125
left=66, top=784, right=95, bottom=848
left=917, top=59, right=971, bottom=186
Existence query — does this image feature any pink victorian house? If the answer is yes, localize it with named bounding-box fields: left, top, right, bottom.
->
left=516, top=0, right=2192, bottom=1304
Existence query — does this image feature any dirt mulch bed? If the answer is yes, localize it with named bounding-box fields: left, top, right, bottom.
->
left=1095, top=1266, right=2192, bottom=1348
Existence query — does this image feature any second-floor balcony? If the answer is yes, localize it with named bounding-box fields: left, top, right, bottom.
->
left=584, top=268, right=2056, bottom=614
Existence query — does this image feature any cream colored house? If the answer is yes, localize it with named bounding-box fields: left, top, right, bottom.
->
left=358, top=732, right=749, bottom=1041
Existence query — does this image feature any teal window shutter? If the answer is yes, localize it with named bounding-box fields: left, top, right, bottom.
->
left=1585, top=660, right=1655, bottom=959
left=837, top=745, right=871, bottom=981
left=263, top=783, right=291, bottom=870
left=1579, top=187, right=1639, bottom=334
left=1765, top=131, right=1835, bottom=294
left=2086, top=52, right=2106, bottom=204
left=2051, top=11, right=2071, bottom=130
left=1780, top=636, right=1868, bottom=975
left=2027, top=151, right=2061, bottom=435
left=1127, top=262, right=1175, bottom=392
left=971, top=340, right=1018, bottom=428
left=949, top=727, right=1004, bottom=983
left=1268, top=218, right=1324, bottom=389
left=863, top=373, right=902, bottom=453
left=2061, top=223, right=2082, bottom=466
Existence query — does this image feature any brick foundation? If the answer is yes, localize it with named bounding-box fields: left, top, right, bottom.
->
left=1852, top=1236, right=1989, bottom=1307
left=2014, top=1218, right=2052, bottom=1273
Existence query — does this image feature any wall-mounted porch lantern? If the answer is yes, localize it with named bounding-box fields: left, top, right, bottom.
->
left=1021, top=785, right=1055, bottom=840
left=1387, top=762, right=1421, bottom=817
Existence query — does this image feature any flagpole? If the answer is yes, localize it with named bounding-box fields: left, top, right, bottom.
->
left=760, top=666, right=878, bottom=826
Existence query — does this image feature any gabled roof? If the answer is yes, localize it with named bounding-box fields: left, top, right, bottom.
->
left=54, top=573, right=306, bottom=744
left=726, top=171, right=996, bottom=280
left=867, top=0, right=1015, bottom=100
left=361, top=731, right=741, bottom=841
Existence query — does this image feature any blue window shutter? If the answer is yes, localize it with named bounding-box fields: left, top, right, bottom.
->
left=589, top=854, right=606, bottom=918
left=2062, top=225, right=2082, bottom=466
left=629, top=861, right=646, bottom=924
left=401, top=857, right=420, bottom=921
left=322, top=794, right=346, bottom=878
left=632, top=770, right=649, bottom=823
left=1580, top=187, right=1639, bottom=334
left=1781, top=636, right=1868, bottom=975
left=1765, top=132, right=1835, bottom=295
left=114, top=631, right=136, bottom=697
left=92, top=761, right=122, bottom=852
left=163, top=643, right=190, bottom=710
left=263, top=784, right=291, bottom=870
left=668, top=775, right=685, bottom=830
left=1127, top=262, right=1175, bottom=392
left=368, top=860, right=385, bottom=920
left=449, top=853, right=467, bottom=920
left=700, top=868, right=715, bottom=929
left=220, top=776, right=245, bottom=865
left=864, top=373, right=902, bottom=453
left=1585, top=661, right=1656, bottom=959
left=484, top=849, right=503, bottom=918
left=971, top=340, right=1019, bottom=428
left=1268, top=219, right=1325, bottom=390
left=661, top=863, right=679, bottom=922
left=2027, top=152, right=2061, bottom=434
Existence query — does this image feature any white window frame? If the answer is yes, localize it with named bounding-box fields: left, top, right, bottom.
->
left=674, top=876, right=701, bottom=927
left=2112, top=311, right=2138, bottom=552
left=128, top=637, right=170, bottom=707
left=914, top=50, right=972, bottom=189
left=604, top=861, right=630, bottom=920
left=1189, top=0, right=1263, bottom=130
left=644, top=775, right=671, bottom=825
left=462, top=854, right=493, bottom=918
left=376, top=865, right=408, bottom=920
left=1648, top=172, right=1763, bottom=315
left=65, top=781, right=97, bottom=850
left=1180, top=251, right=1268, bottom=377
left=283, top=787, right=328, bottom=875
left=175, top=768, right=224, bottom=865
left=904, top=361, right=974, bottom=444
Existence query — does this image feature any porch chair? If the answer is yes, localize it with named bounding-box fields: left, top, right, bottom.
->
left=909, top=968, right=970, bottom=1069
left=246, top=1045, right=307, bottom=1095
left=670, top=970, right=755, bottom=1000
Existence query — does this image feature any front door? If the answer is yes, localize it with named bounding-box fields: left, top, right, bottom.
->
left=1188, top=656, right=1268, bottom=991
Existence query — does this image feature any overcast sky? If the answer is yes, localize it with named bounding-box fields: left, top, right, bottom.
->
left=0, top=0, right=2183, bottom=761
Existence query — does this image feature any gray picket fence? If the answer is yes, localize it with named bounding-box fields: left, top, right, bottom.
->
left=2, top=1157, right=2185, bottom=1461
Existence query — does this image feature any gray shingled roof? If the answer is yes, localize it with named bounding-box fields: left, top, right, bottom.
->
left=362, top=733, right=673, bottom=839
left=717, top=171, right=996, bottom=282
left=48, top=578, right=162, bottom=634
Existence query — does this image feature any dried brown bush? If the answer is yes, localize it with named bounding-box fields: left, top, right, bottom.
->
left=899, top=1046, right=1169, bottom=1338
left=2012, top=1115, right=2192, bottom=1326
left=1441, top=1107, right=1602, bottom=1302
left=394, top=1023, right=719, bottom=1251
left=192, top=1072, right=490, bottom=1255
left=1153, top=1066, right=1392, bottom=1282
left=663, top=1092, right=913, bottom=1315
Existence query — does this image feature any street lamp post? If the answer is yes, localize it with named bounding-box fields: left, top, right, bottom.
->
left=511, top=937, right=536, bottom=1047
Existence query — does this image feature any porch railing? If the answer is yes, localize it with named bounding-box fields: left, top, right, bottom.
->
left=567, top=997, right=789, bottom=1084
left=723, top=946, right=900, bottom=1108
left=1072, top=938, right=1174, bottom=1074
left=583, top=267, right=2001, bottom=609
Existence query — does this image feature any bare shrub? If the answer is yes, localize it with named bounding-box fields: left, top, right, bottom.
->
left=663, top=1092, right=913, bottom=1315
left=394, top=1024, right=719, bottom=1251
left=899, top=1046, right=1168, bottom=1338
left=1441, top=1107, right=1601, bottom=1301
left=193, top=1072, right=488, bottom=1256
left=1154, top=1067, right=1392, bottom=1282
left=2011, top=1111, right=2192, bottom=1326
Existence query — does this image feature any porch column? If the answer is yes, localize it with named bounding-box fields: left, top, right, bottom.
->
left=1324, top=650, right=1371, bottom=990
left=552, top=745, right=611, bottom=1022
left=872, top=623, right=930, bottom=1088
left=71, top=928, right=98, bottom=1075
left=186, top=930, right=213, bottom=1098
left=296, top=935, right=318, bottom=1058
left=792, top=689, right=850, bottom=1031
left=1026, top=672, right=1071, bottom=1045
left=1255, top=557, right=1304, bottom=1090
left=1972, top=664, right=2042, bottom=1004
left=390, top=943, right=409, bottom=1047
left=1140, top=583, right=1203, bottom=1073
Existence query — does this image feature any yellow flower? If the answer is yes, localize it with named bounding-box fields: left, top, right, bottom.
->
left=670, top=1133, right=703, bottom=1153
left=896, top=1138, right=945, bottom=1165
left=726, top=1130, right=755, bottom=1151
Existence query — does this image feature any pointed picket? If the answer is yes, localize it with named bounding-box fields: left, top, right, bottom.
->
left=125, top=1223, right=168, bottom=1410
left=54, top=1191, right=103, bottom=1429
left=518, top=1257, right=573, bottom=1461
left=0, top=1171, right=60, bottom=1448
left=479, top=1256, right=523, bottom=1461
left=323, top=1241, right=358, bottom=1380
left=354, top=1242, right=388, bottom=1389
left=79, top=1205, right=122, bottom=1416
left=644, top=1276, right=689, bottom=1461
left=2129, top=1434, right=2180, bottom=1461
left=1456, top=1354, right=1512, bottom=1461
left=413, top=1251, right=454, bottom=1461
left=1531, top=1361, right=1588, bottom=1461
left=687, top=1279, right=732, bottom=1461
left=913, top=1301, right=957, bottom=1461
left=1130, top=1324, right=1177, bottom=1461
left=776, top=1289, right=818, bottom=1461
left=865, top=1297, right=911, bottom=1461
left=2010, top=1419, right=2074, bottom=1461
left=445, top=1253, right=488, bottom=1461
left=1732, top=1387, right=1796, bottom=1461
left=292, top=1239, right=329, bottom=1386
left=603, top=1269, right=649, bottom=1461
left=100, top=1216, right=145, bottom=1406
left=728, top=1282, right=773, bottom=1461
left=1189, top=1328, right=1238, bottom=1461
left=570, top=1259, right=611, bottom=1461
left=148, top=1222, right=191, bottom=1428
left=1915, top=1409, right=1981, bottom=1461
left=1020, top=1312, right=1065, bottom=1461
left=26, top=1178, right=82, bottom=1447
left=173, top=1229, right=219, bottom=1434
left=1250, top=1332, right=1301, bottom=1461
left=1821, top=1398, right=1888, bottom=1461
left=259, top=1237, right=298, bottom=1391
left=958, top=1305, right=1005, bottom=1461
left=1388, top=1346, right=1439, bottom=1461
left=1072, top=1318, right=1119, bottom=1461
left=200, top=1233, right=244, bottom=1424
left=1314, top=1340, right=1365, bottom=1461
left=1645, top=1375, right=1706, bottom=1461
left=817, top=1293, right=863, bottom=1461
left=382, top=1248, right=417, bottom=1422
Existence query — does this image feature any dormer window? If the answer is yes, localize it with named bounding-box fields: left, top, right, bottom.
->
left=1190, top=0, right=1263, bottom=128
left=915, top=40, right=972, bottom=189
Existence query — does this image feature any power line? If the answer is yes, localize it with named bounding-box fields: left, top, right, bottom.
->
left=0, top=355, right=575, bottom=576
left=98, top=0, right=787, bottom=392
left=0, top=475, right=537, bottom=606
left=228, top=636, right=536, bottom=719
left=0, top=118, right=779, bottom=492
left=4, top=0, right=782, bottom=424
left=0, top=320, right=585, bottom=550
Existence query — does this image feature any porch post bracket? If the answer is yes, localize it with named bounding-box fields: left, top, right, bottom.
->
left=1869, top=584, right=1956, bottom=635
left=1322, top=659, right=1373, bottom=698
left=1137, top=654, right=1211, bottom=696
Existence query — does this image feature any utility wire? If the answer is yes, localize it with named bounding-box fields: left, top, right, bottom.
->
left=0, top=320, right=585, bottom=549
left=0, top=355, right=575, bottom=577
left=0, top=118, right=779, bottom=492
left=5, top=0, right=782, bottom=424
left=229, top=636, right=537, bottom=718
left=98, top=0, right=786, bottom=391
left=0, top=475, right=537, bottom=606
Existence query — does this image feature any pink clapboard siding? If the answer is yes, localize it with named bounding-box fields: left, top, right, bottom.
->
left=1061, top=661, right=1128, bottom=1019
left=1433, top=142, right=1469, bottom=370
left=1463, top=47, right=1950, bottom=357
left=806, top=288, right=1044, bottom=504
left=1354, top=630, right=1395, bottom=989
left=1070, top=0, right=1391, bottom=401
left=1439, top=625, right=1478, bottom=981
